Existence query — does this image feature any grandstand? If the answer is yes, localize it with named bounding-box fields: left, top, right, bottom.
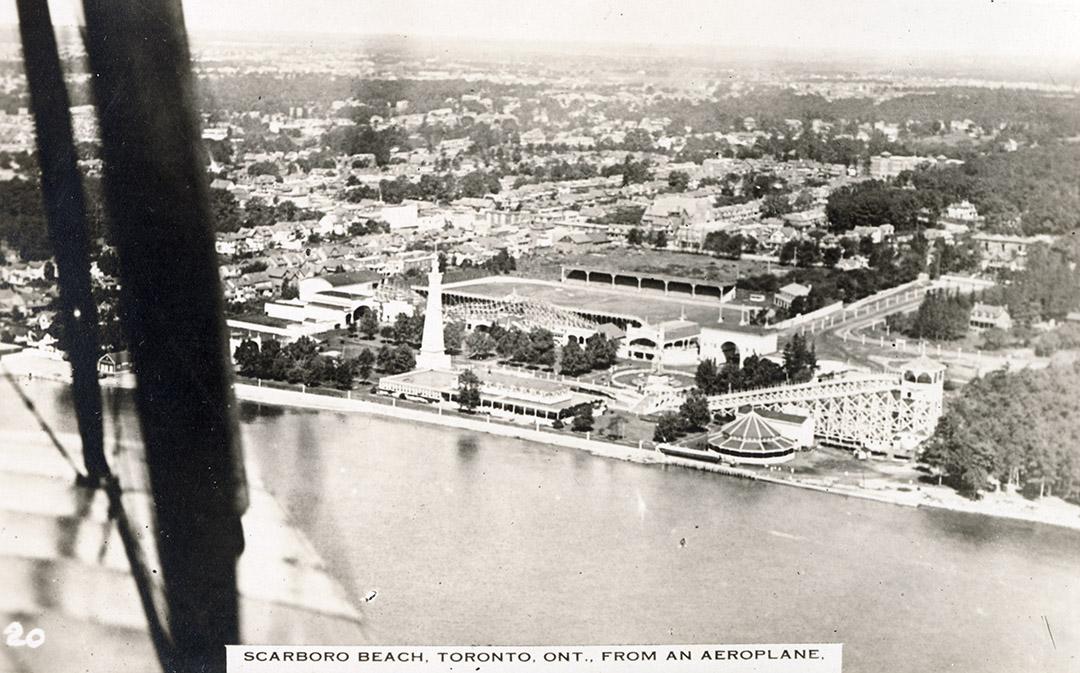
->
left=424, top=275, right=777, bottom=365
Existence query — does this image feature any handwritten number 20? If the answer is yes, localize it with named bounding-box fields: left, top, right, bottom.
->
left=4, top=622, right=45, bottom=648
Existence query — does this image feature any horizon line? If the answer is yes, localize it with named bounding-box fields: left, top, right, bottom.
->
left=2, top=23, right=1078, bottom=77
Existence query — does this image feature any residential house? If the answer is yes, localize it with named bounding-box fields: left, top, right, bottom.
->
left=969, top=303, right=1012, bottom=331
left=97, top=350, right=132, bottom=375
left=774, top=283, right=812, bottom=309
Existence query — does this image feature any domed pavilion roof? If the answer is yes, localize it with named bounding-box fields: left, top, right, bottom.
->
left=709, top=408, right=798, bottom=456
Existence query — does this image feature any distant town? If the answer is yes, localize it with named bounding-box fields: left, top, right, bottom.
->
left=1, top=31, right=1079, bottom=516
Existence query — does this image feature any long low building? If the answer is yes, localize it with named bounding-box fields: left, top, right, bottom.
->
left=378, top=366, right=601, bottom=423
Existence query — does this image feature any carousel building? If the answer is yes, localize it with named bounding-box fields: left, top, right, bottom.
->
left=709, top=408, right=798, bottom=465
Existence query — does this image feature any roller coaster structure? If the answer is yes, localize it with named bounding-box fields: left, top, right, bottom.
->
left=704, top=359, right=945, bottom=454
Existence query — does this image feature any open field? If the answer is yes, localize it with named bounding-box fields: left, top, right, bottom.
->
left=444, top=275, right=761, bottom=329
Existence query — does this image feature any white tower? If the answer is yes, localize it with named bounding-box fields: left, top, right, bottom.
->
left=899, top=355, right=945, bottom=437
left=415, top=256, right=452, bottom=370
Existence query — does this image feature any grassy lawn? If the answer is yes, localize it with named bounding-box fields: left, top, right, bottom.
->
left=593, top=409, right=657, bottom=444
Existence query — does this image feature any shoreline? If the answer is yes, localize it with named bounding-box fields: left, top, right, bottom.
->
left=232, top=381, right=1080, bottom=534
left=4, top=349, right=1079, bottom=533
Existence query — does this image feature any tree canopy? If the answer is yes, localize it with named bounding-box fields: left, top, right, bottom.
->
left=922, top=360, right=1080, bottom=500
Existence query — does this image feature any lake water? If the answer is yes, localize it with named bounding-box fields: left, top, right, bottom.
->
left=5, top=379, right=1079, bottom=673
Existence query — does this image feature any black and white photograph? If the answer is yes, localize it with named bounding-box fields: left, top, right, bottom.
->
left=0, top=1, right=1078, bottom=672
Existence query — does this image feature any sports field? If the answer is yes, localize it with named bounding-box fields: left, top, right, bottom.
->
left=442, top=276, right=762, bottom=331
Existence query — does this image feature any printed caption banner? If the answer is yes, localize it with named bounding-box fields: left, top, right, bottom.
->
left=227, top=644, right=842, bottom=672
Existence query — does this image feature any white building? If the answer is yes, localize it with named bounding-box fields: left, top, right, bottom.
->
left=774, top=283, right=811, bottom=309
left=969, top=303, right=1012, bottom=331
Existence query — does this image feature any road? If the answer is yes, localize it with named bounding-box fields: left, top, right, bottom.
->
left=785, top=284, right=1040, bottom=379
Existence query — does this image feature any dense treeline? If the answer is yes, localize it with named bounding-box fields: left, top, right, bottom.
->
left=923, top=360, right=1080, bottom=500
left=558, top=334, right=620, bottom=376
left=694, top=334, right=817, bottom=395
left=341, top=169, right=502, bottom=206
left=641, top=88, right=1080, bottom=141
left=888, top=245, right=1080, bottom=341
left=982, top=244, right=1080, bottom=323
left=826, top=180, right=931, bottom=232
left=738, top=239, right=926, bottom=317
left=0, top=176, right=111, bottom=261
left=233, top=336, right=415, bottom=387
left=322, top=125, right=411, bottom=166
left=825, top=144, right=1080, bottom=236
left=892, top=290, right=973, bottom=341
left=211, top=190, right=324, bottom=233
left=940, top=144, right=1080, bottom=235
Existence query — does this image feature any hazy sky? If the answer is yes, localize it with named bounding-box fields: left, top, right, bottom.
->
left=6, top=0, right=1080, bottom=63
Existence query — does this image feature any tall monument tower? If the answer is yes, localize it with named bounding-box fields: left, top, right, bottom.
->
left=415, top=255, right=452, bottom=370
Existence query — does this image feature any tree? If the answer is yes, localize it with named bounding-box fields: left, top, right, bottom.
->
left=381, top=344, right=415, bottom=374
left=796, top=239, right=822, bottom=266
left=702, top=231, right=746, bottom=259
left=782, top=334, right=817, bottom=383
left=333, top=358, right=356, bottom=390
left=559, top=339, right=591, bottom=376
left=826, top=180, right=922, bottom=233
left=457, top=370, right=482, bottom=412
left=444, top=322, right=464, bottom=354
left=584, top=333, right=619, bottom=370
left=922, top=361, right=1080, bottom=500
left=667, top=170, right=690, bottom=192
left=459, top=170, right=501, bottom=198
left=358, top=310, right=380, bottom=339
left=922, top=401, right=997, bottom=496
left=910, top=290, right=971, bottom=341
left=603, top=415, right=626, bottom=440
left=980, top=327, right=1012, bottom=351
left=653, top=411, right=684, bottom=443
left=626, top=227, right=644, bottom=246
left=652, top=230, right=668, bottom=250
left=514, top=328, right=556, bottom=367
left=466, top=330, right=496, bottom=359
left=823, top=246, right=843, bottom=268
left=233, top=339, right=261, bottom=377
left=760, top=192, right=792, bottom=219
left=355, top=348, right=375, bottom=381
left=303, top=356, right=328, bottom=388
left=43, top=261, right=55, bottom=282
left=793, top=190, right=815, bottom=211
left=392, top=312, right=416, bottom=345
left=257, top=339, right=284, bottom=380
left=695, top=358, right=721, bottom=395
left=778, top=240, right=797, bottom=265
left=571, top=404, right=594, bottom=432
left=495, top=327, right=528, bottom=359
left=679, top=389, right=711, bottom=431
left=376, top=344, right=393, bottom=372
left=281, top=280, right=298, bottom=299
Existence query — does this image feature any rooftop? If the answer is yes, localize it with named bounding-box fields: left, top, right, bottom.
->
left=228, top=313, right=294, bottom=329
left=709, top=409, right=798, bottom=454
left=319, top=271, right=382, bottom=287
left=902, top=355, right=946, bottom=373
left=741, top=405, right=809, bottom=425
